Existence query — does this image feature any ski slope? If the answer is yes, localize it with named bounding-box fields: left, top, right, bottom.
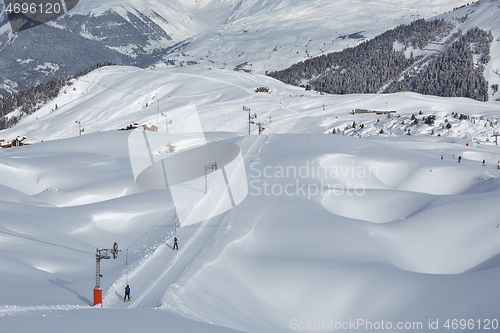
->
left=3, top=65, right=500, bottom=143
left=1, top=65, right=500, bottom=332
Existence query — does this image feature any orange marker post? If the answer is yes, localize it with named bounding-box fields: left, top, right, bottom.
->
left=94, top=288, right=102, bottom=307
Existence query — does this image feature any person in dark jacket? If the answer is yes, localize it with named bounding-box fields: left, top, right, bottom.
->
left=173, top=237, right=178, bottom=250
left=124, top=285, right=131, bottom=302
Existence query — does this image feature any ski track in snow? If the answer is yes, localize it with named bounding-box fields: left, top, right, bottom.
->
left=0, top=304, right=84, bottom=316
left=103, top=135, right=268, bottom=310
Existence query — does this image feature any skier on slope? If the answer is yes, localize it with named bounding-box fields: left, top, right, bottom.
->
left=173, top=237, right=178, bottom=250
left=124, top=285, right=131, bottom=302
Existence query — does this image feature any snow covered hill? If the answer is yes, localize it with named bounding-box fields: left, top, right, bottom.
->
left=1, top=66, right=500, bottom=332
left=2, top=66, right=500, bottom=144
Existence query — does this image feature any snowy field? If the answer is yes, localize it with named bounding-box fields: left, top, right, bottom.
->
left=1, top=66, right=500, bottom=332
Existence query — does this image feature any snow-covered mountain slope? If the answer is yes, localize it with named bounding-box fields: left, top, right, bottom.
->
left=2, top=66, right=500, bottom=145
left=0, top=0, right=470, bottom=95
left=439, top=0, right=500, bottom=99
left=1, top=71, right=500, bottom=331
left=1, top=3, right=500, bottom=330
left=59, top=0, right=207, bottom=47
left=268, top=0, right=500, bottom=101
left=0, top=0, right=205, bottom=94
left=397, top=0, right=500, bottom=99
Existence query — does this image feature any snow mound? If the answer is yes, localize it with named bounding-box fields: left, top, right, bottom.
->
left=322, top=189, right=433, bottom=223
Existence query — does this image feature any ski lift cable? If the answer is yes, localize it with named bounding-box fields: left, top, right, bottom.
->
left=116, top=132, right=268, bottom=261
left=263, top=123, right=276, bottom=133
left=125, top=248, right=129, bottom=285
left=0, top=193, right=175, bottom=259
left=0, top=135, right=265, bottom=258
left=0, top=229, right=94, bottom=255
left=99, top=135, right=213, bottom=255
left=108, top=135, right=267, bottom=290
left=74, top=77, right=187, bottom=108
left=104, top=128, right=249, bottom=258
left=99, top=196, right=174, bottom=249
left=120, top=151, right=214, bottom=250
left=2, top=224, right=95, bottom=249
left=174, top=210, right=178, bottom=237
left=116, top=206, right=177, bottom=259
left=114, top=168, right=208, bottom=257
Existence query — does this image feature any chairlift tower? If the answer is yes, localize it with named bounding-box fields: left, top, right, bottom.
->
left=493, top=132, right=500, bottom=146
left=205, top=162, right=218, bottom=194
left=161, top=113, right=173, bottom=133
left=75, top=120, right=82, bottom=136
left=256, top=122, right=265, bottom=135
left=94, top=242, right=120, bottom=307
left=156, top=100, right=159, bottom=126
left=243, top=106, right=257, bottom=135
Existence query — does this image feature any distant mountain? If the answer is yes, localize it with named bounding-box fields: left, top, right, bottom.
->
left=0, top=0, right=204, bottom=95
left=0, top=0, right=470, bottom=96
left=158, top=0, right=471, bottom=74
left=267, top=0, right=500, bottom=101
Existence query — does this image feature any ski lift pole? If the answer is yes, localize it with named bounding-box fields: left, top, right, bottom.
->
left=161, top=113, right=172, bottom=133
left=174, top=210, right=178, bottom=237
left=243, top=106, right=256, bottom=135
left=94, top=243, right=120, bottom=307
left=493, top=132, right=500, bottom=146
left=205, top=162, right=218, bottom=194
left=125, top=249, right=129, bottom=285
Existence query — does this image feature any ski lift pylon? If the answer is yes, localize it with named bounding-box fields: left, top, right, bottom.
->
left=112, top=242, right=119, bottom=259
